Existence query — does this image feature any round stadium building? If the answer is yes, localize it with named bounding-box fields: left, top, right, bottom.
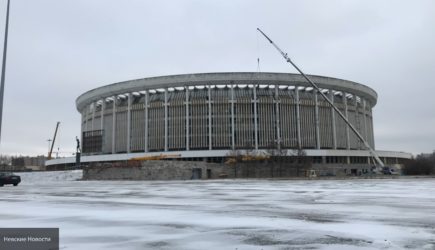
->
left=46, top=72, right=411, bottom=178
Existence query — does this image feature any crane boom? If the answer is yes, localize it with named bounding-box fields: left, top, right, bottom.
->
left=257, top=28, right=385, bottom=168
left=48, top=121, right=60, bottom=160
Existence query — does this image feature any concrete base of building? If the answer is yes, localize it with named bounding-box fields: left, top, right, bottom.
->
left=82, top=160, right=391, bottom=181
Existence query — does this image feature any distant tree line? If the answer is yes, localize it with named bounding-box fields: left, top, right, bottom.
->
left=402, top=152, right=435, bottom=175
left=0, top=154, right=46, bottom=167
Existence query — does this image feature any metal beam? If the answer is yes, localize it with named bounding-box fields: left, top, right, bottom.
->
left=100, top=99, right=105, bottom=131
left=144, top=91, right=148, bottom=152
left=164, top=89, right=168, bottom=152
left=208, top=85, right=212, bottom=150
left=275, top=85, right=281, bottom=150
left=295, top=87, right=301, bottom=149
left=330, top=91, right=337, bottom=149
left=314, top=90, right=320, bottom=149
left=185, top=87, right=190, bottom=150
left=344, top=93, right=351, bottom=165
left=126, top=93, right=132, bottom=153
left=91, top=102, right=96, bottom=131
left=253, top=84, right=258, bottom=150
left=230, top=84, right=235, bottom=150
left=112, top=96, right=116, bottom=154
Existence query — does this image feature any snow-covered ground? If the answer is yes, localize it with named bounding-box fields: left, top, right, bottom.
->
left=1, top=171, right=434, bottom=250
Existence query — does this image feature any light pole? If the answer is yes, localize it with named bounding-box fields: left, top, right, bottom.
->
left=0, top=0, right=10, bottom=143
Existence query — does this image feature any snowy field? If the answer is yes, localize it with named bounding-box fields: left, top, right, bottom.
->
left=1, top=171, right=435, bottom=250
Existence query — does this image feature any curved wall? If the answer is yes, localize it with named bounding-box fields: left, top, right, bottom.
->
left=78, top=72, right=376, bottom=155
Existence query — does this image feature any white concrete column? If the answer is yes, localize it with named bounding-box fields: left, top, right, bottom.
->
left=164, top=89, right=168, bottom=152
left=330, top=90, right=337, bottom=149
left=295, top=87, right=301, bottom=149
left=112, top=95, right=116, bottom=154
left=100, top=99, right=105, bottom=131
left=275, top=85, right=281, bottom=149
left=127, top=93, right=132, bottom=153
left=354, top=95, right=360, bottom=149
left=91, top=102, right=96, bottom=131
left=314, top=90, right=320, bottom=149
left=344, top=92, right=350, bottom=150
left=185, top=87, right=190, bottom=151
left=253, top=84, right=258, bottom=150
left=144, top=91, right=149, bottom=152
left=230, top=84, right=235, bottom=150
left=208, top=85, right=212, bottom=150
left=362, top=99, right=368, bottom=141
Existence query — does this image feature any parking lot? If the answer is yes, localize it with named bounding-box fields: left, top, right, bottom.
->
left=1, top=171, right=434, bottom=249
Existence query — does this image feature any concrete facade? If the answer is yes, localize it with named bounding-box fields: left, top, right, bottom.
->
left=46, top=72, right=412, bottom=174
left=82, top=160, right=391, bottom=181
left=78, top=72, right=377, bottom=154
left=83, top=161, right=224, bottom=180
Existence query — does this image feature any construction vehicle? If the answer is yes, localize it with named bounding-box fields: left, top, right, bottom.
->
left=47, top=122, right=60, bottom=160
left=129, top=154, right=181, bottom=161
left=257, top=28, right=386, bottom=173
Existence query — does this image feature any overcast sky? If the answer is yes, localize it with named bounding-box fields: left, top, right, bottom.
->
left=0, top=0, right=433, bottom=157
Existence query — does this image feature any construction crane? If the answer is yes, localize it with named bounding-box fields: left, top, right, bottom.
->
left=47, top=122, right=60, bottom=160
left=257, top=28, right=385, bottom=171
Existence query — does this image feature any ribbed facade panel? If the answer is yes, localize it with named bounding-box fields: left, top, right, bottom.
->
left=258, top=97, right=275, bottom=148
left=367, top=115, right=375, bottom=148
left=81, top=111, right=86, bottom=134
left=130, top=103, right=145, bottom=152
left=211, top=89, right=231, bottom=149
left=335, top=105, right=348, bottom=149
left=330, top=93, right=343, bottom=149
left=279, top=99, right=298, bottom=148
left=115, top=105, right=127, bottom=153
left=319, top=103, right=333, bottom=149
left=78, top=73, right=377, bottom=156
left=235, top=100, right=254, bottom=148
left=348, top=108, right=359, bottom=150
left=92, top=115, right=100, bottom=130
left=190, top=90, right=208, bottom=149
left=148, top=96, right=165, bottom=152
left=168, top=91, right=186, bottom=150
left=299, top=93, right=316, bottom=148
left=102, top=113, right=113, bottom=154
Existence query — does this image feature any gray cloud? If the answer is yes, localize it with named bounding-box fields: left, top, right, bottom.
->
left=0, top=0, right=433, bottom=156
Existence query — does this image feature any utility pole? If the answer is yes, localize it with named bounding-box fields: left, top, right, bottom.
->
left=0, top=0, right=10, bottom=143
